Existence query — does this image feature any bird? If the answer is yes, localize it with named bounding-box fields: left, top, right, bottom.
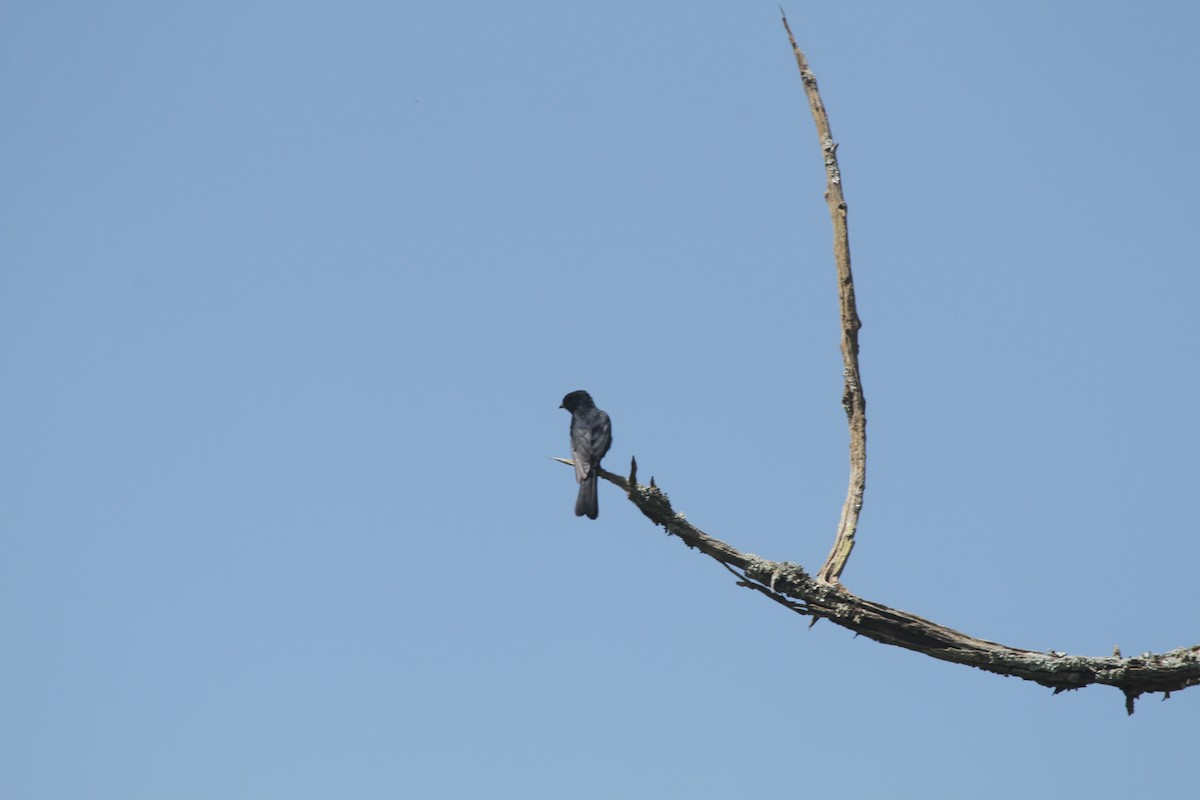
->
left=560, top=390, right=612, bottom=519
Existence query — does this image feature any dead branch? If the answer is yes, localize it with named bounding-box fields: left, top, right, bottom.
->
left=781, top=13, right=866, bottom=585
left=551, top=457, right=1200, bottom=714
left=552, top=14, right=1200, bottom=715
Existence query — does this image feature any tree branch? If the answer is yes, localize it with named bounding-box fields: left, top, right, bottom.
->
left=552, top=457, right=1200, bottom=714
left=553, top=15, right=1200, bottom=714
left=781, top=12, right=866, bottom=585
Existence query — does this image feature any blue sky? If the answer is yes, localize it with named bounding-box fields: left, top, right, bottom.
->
left=4, top=2, right=1199, bottom=797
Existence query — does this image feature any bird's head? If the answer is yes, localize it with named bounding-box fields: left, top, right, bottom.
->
left=560, top=390, right=594, bottom=413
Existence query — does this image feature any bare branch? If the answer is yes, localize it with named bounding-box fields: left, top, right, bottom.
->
left=781, top=12, right=866, bottom=585
left=553, top=460, right=1200, bottom=713
left=553, top=16, right=1200, bottom=714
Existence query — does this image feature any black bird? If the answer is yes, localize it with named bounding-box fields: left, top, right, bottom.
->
left=560, top=390, right=612, bottom=519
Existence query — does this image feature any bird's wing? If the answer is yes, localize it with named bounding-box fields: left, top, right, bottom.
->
left=593, top=410, right=612, bottom=460
left=570, top=423, right=591, bottom=482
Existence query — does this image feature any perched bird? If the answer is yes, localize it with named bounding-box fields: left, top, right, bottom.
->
left=560, top=390, right=612, bottom=519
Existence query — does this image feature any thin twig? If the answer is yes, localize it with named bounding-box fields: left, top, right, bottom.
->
left=781, top=11, right=867, bottom=586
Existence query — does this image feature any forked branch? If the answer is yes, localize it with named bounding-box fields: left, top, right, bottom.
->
left=554, top=14, right=1200, bottom=714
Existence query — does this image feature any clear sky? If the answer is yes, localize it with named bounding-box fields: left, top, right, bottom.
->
left=4, top=2, right=1199, bottom=797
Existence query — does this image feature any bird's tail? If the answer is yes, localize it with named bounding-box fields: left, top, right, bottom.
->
left=575, top=474, right=599, bottom=519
